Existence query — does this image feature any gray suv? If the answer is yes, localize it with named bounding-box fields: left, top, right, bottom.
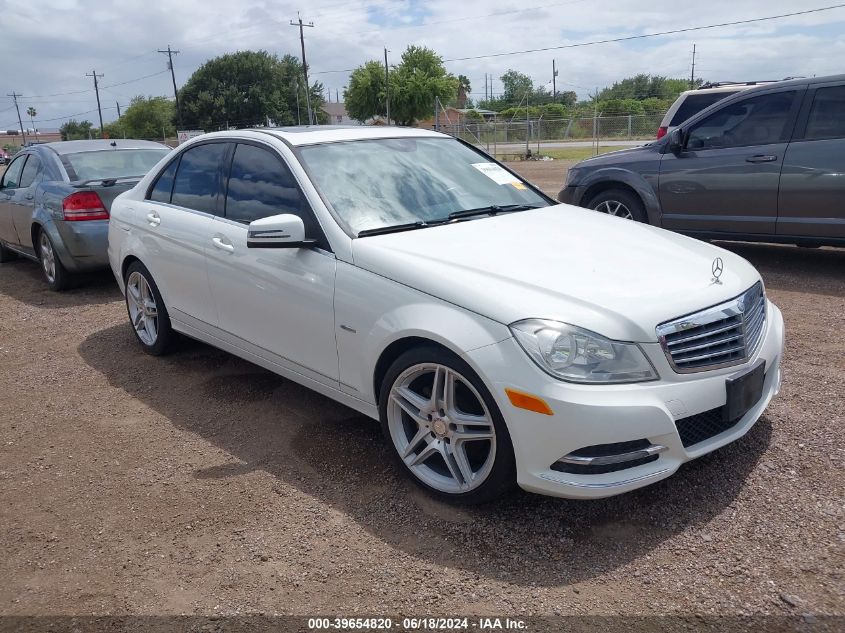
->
left=559, top=74, right=845, bottom=247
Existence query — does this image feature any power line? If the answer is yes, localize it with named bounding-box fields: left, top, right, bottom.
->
left=444, top=4, right=845, bottom=62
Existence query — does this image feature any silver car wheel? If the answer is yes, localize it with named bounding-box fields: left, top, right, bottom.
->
left=594, top=200, right=634, bottom=220
left=39, top=233, right=56, bottom=283
left=126, top=271, right=159, bottom=346
left=387, top=363, right=496, bottom=494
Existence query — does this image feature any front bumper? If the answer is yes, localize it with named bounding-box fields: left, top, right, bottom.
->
left=465, top=301, right=785, bottom=499
left=556, top=184, right=586, bottom=206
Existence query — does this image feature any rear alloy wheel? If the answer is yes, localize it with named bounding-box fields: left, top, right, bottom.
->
left=124, top=261, right=174, bottom=356
left=37, top=230, right=72, bottom=291
left=586, top=189, right=646, bottom=223
left=380, top=347, right=516, bottom=504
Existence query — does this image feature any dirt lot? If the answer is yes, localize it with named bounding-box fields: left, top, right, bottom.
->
left=0, top=161, right=843, bottom=622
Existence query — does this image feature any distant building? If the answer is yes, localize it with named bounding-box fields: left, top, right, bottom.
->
left=321, top=102, right=358, bottom=125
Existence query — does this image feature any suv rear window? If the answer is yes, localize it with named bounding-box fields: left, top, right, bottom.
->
left=670, top=92, right=740, bottom=126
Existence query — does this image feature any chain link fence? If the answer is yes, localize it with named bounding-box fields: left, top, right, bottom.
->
left=435, top=113, right=665, bottom=152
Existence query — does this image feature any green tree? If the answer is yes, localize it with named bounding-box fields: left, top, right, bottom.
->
left=455, top=74, right=471, bottom=107
left=344, top=60, right=388, bottom=123
left=345, top=46, right=457, bottom=126
left=598, top=74, right=701, bottom=102
left=500, top=70, right=534, bottom=103
left=59, top=119, right=94, bottom=141
left=558, top=91, right=578, bottom=107
left=108, top=96, right=176, bottom=139
left=179, top=50, right=325, bottom=130
left=390, top=46, right=457, bottom=126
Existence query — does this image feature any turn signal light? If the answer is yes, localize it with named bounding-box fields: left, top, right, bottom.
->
left=505, top=388, right=554, bottom=416
left=62, top=191, right=109, bottom=221
left=656, top=126, right=668, bottom=139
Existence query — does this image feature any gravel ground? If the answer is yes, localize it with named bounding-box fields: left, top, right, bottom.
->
left=0, top=161, right=843, bottom=620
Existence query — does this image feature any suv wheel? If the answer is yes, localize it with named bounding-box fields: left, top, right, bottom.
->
left=586, top=189, right=646, bottom=222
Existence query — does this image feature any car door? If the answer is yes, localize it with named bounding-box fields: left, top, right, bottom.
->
left=777, top=82, right=845, bottom=239
left=0, top=154, right=29, bottom=246
left=205, top=141, right=339, bottom=386
left=658, top=88, right=804, bottom=235
left=10, top=153, right=43, bottom=251
left=135, top=141, right=229, bottom=329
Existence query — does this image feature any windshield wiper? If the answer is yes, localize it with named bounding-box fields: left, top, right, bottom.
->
left=357, top=219, right=449, bottom=238
left=447, top=203, right=542, bottom=221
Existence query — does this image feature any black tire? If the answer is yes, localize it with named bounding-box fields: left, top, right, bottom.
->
left=35, top=229, right=73, bottom=291
left=0, top=242, right=17, bottom=263
left=585, top=188, right=647, bottom=223
left=378, top=345, right=516, bottom=505
left=123, top=261, right=174, bottom=356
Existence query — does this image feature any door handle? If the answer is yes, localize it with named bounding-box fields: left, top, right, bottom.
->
left=212, top=236, right=235, bottom=253
left=25, top=193, right=34, bottom=200
left=746, top=155, right=777, bottom=163
left=146, top=212, right=161, bottom=227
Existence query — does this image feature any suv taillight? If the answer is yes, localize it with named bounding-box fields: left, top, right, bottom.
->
left=62, top=191, right=109, bottom=221
left=656, top=126, right=668, bottom=139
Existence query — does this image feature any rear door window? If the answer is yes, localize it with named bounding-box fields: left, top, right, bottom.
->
left=669, top=91, right=739, bottom=126
left=18, top=155, right=42, bottom=189
left=148, top=157, right=180, bottom=204
left=170, top=143, right=228, bottom=214
left=803, top=85, right=845, bottom=140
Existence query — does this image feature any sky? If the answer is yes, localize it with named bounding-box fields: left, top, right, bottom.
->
left=1, top=0, right=844, bottom=131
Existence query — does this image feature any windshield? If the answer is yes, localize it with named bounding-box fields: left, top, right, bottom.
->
left=298, top=137, right=549, bottom=235
left=63, top=149, right=170, bottom=181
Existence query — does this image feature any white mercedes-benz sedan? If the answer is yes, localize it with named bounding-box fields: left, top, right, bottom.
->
left=107, top=126, right=784, bottom=504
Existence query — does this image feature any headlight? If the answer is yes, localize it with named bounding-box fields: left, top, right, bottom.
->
left=510, top=319, right=658, bottom=384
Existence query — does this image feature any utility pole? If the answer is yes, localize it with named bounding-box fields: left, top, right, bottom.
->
left=552, top=59, right=558, bottom=103
left=484, top=73, right=488, bottom=101
left=116, top=101, right=121, bottom=118
left=85, top=70, right=105, bottom=137
left=336, top=89, right=339, bottom=103
left=290, top=13, right=315, bottom=125
left=384, top=47, right=390, bottom=125
left=690, top=43, right=697, bottom=89
left=158, top=45, right=183, bottom=128
left=7, top=92, right=26, bottom=145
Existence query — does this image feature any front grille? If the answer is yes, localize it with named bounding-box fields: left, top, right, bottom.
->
left=657, top=282, right=766, bottom=373
left=676, top=407, right=741, bottom=448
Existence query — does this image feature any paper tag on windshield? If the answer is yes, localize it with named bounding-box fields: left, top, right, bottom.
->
left=471, top=162, right=521, bottom=186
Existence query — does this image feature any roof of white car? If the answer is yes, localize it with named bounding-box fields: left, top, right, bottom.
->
left=248, top=125, right=447, bottom=146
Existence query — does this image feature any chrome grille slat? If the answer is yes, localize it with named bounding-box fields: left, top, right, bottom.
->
left=656, top=282, right=767, bottom=373
left=665, top=320, right=743, bottom=347
left=670, top=332, right=744, bottom=355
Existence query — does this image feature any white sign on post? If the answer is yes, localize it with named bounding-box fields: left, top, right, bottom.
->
left=177, top=130, right=205, bottom=144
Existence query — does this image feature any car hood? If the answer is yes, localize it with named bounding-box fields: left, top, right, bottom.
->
left=351, top=205, right=762, bottom=342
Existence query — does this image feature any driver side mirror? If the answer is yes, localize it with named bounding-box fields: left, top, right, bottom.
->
left=668, top=128, right=684, bottom=153
left=247, top=214, right=316, bottom=249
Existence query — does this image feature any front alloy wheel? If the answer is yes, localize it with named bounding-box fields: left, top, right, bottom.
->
left=381, top=348, right=515, bottom=503
left=593, top=199, right=634, bottom=219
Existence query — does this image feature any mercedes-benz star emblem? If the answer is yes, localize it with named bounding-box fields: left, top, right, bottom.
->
left=711, top=257, right=724, bottom=284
